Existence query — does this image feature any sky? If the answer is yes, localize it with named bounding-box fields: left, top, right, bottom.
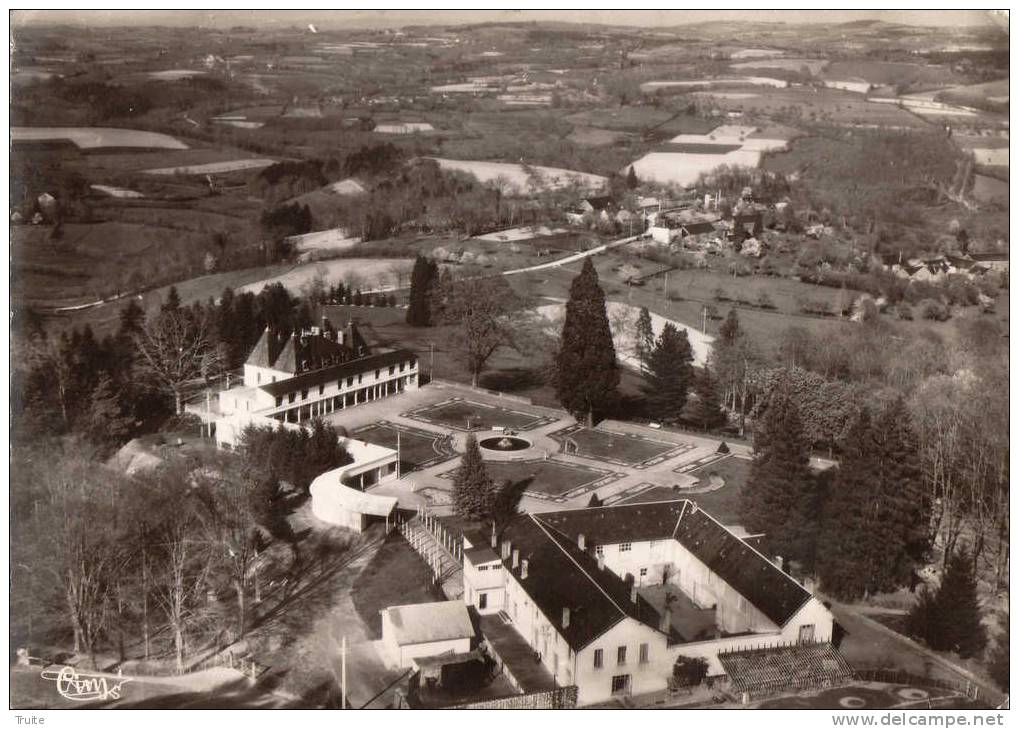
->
left=10, top=9, right=1006, bottom=31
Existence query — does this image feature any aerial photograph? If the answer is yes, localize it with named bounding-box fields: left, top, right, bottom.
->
left=8, top=8, right=1010, bottom=713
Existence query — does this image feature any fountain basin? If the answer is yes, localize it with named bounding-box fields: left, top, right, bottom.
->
left=479, top=435, right=531, bottom=452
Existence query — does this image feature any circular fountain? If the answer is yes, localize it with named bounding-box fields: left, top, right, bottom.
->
left=479, top=435, right=531, bottom=452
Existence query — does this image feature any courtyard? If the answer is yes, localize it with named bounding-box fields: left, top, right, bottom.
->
left=353, top=421, right=457, bottom=473
left=404, top=397, right=556, bottom=432
left=441, top=458, right=621, bottom=501
left=320, top=381, right=748, bottom=513
left=550, top=424, right=693, bottom=467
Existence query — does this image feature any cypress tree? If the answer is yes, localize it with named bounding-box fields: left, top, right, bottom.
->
left=816, top=408, right=883, bottom=599
left=406, top=254, right=437, bottom=327
left=626, top=165, right=638, bottom=189
left=989, top=613, right=1009, bottom=692
left=642, top=323, right=694, bottom=423
left=555, top=258, right=619, bottom=426
left=687, top=365, right=727, bottom=430
left=909, top=547, right=986, bottom=658
left=742, top=381, right=816, bottom=564
left=635, top=306, right=654, bottom=372
left=874, top=397, right=928, bottom=588
left=719, top=308, right=741, bottom=345
left=161, top=286, right=181, bottom=314
left=453, top=434, right=495, bottom=520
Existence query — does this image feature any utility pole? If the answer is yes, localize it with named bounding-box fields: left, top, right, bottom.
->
left=663, top=271, right=669, bottom=301
left=429, top=342, right=434, bottom=381
left=341, top=635, right=347, bottom=709
left=396, top=429, right=401, bottom=479
left=702, top=306, right=707, bottom=333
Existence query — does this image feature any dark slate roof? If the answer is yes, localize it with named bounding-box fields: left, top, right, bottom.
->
left=682, top=221, right=717, bottom=235
left=537, top=501, right=813, bottom=629
left=246, top=328, right=362, bottom=374
left=539, top=502, right=687, bottom=547
left=585, top=195, right=614, bottom=211
left=464, top=545, right=500, bottom=564
left=246, top=329, right=276, bottom=368
left=969, top=252, right=1008, bottom=262
left=498, top=514, right=669, bottom=652
left=672, top=507, right=811, bottom=627
left=259, top=348, right=417, bottom=398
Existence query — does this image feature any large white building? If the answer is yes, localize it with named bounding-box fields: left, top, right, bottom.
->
left=215, top=320, right=419, bottom=448
left=462, top=501, right=837, bottom=706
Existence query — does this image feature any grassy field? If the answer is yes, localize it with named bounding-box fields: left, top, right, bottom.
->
left=351, top=533, right=445, bottom=638
left=822, top=60, right=966, bottom=88
left=620, top=455, right=748, bottom=524
left=705, top=86, right=926, bottom=127
left=11, top=126, right=187, bottom=150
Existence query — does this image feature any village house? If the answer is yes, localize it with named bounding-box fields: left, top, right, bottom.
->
left=460, top=501, right=840, bottom=706
left=565, top=195, right=616, bottom=225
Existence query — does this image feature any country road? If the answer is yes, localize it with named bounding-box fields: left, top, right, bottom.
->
left=502, top=233, right=644, bottom=275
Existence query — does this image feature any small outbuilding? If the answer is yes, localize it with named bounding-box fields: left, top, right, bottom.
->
left=381, top=601, right=476, bottom=669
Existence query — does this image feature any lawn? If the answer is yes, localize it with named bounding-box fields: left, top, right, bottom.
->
left=351, top=532, right=445, bottom=639
left=550, top=426, right=679, bottom=466
left=618, top=455, right=749, bottom=524
left=481, top=459, right=612, bottom=498
left=353, top=422, right=455, bottom=472
left=405, top=398, right=554, bottom=433
left=758, top=684, right=976, bottom=710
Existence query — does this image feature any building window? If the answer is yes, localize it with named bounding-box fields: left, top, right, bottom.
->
left=479, top=593, right=487, bottom=610
left=375, top=369, right=380, bottom=379
left=389, top=365, right=395, bottom=375
left=491, top=564, right=502, bottom=571
left=611, top=674, right=630, bottom=695
left=318, top=384, right=325, bottom=395
left=639, top=568, right=648, bottom=577
left=358, top=374, right=363, bottom=384
left=639, top=643, right=649, bottom=664
left=411, top=359, right=417, bottom=369
left=477, top=565, right=489, bottom=572
left=288, top=393, right=296, bottom=404
left=347, top=376, right=354, bottom=387
left=256, top=373, right=261, bottom=384
left=620, top=543, right=632, bottom=552
left=593, top=649, right=603, bottom=669
left=595, top=545, right=604, bottom=556
left=400, top=362, right=406, bottom=372
left=275, top=397, right=282, bottom=408
left=617, top=646, right=626, bottom=665
left=301, top=389, right=309, bottom=400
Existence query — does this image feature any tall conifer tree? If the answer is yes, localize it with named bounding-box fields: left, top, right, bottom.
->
left=688, top=365, right=727, bottom=431
left=816, top=408, right=882, bottom=599
left=406, top=254, right=437, bottom=327
left=452, top=434, right=495, bottom=519
left=635, top=306, right=654, bottom=372
left=908, top=547, right=986, bottom=658
left=555, top=258, right=619, bottom=426
left=742, top=381, right=816, bottom=563
left=642, top=324, right=694, bottom=423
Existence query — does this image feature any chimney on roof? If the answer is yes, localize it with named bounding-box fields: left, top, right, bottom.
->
left=578, top=533, right=586, bottom=551
left=512, top=548, right=519, bottom=570
left=491, top=522, right=498, bottom=550
left=521, top=559, right=529, bottom=579
left=630, top=584, right=638, bottom=604
left=562, top=607, right=570, bottom=629
left=660, top=607, right=671, bottom=634
left=597, top=554, right=605, bottom=571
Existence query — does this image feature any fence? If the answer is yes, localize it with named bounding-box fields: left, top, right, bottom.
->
left=854, top=668, right=992, bottom=704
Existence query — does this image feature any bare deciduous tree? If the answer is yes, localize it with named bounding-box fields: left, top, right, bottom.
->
left=133, top=308, right=222, bottom=414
